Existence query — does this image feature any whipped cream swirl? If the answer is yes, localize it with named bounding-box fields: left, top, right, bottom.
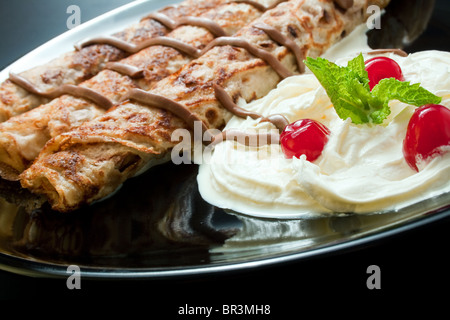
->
left=197, top=48, right=450, bottom=218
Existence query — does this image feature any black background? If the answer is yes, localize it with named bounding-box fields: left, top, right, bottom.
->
left=0, top=0, right=450, bottom=308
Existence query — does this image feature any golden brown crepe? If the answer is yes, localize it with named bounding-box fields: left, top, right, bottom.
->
left=21, top=0, right=391, bottom=212
left=0, top=0, right=225, bottom=122
left=0, top=0, right=269, bottom=179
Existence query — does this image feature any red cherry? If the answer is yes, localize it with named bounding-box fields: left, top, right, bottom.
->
left=280, top=119, right=330, bottom=161
left=365, top=56, right=405, bottom=90
left=403, top=104, right=450, bottom=171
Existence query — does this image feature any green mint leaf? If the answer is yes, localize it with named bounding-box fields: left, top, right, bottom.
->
left=304, top=54, right=442, bottom=125
left=347, top=53, right=370, bottom=91
left=371, top=78, right=442, bottom=107
left=304, top=56, right=369, bottom=124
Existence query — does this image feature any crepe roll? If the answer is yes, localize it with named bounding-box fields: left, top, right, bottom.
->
left=21, top=0, right=391, bottom=212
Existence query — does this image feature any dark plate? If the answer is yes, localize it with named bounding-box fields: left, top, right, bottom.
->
left=0, top=0, right=449, bottom=280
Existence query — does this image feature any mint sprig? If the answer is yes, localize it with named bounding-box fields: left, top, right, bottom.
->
left=304, top=54, right=442, bottom=124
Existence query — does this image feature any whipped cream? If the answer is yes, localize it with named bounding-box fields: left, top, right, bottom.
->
left=197, top=36, right=450, bottom=218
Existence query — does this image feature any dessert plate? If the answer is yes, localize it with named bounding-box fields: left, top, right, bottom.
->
left=0, top=0, right=448, bottom=279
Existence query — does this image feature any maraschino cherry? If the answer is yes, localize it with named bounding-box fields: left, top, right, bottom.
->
left=403, top=104, right=450, bottom=171
left=365, top=56, right=405, bottom=90
left=280, top=119, right=330, bottom=161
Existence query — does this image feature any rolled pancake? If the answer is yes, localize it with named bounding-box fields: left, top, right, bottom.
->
left=21, top=0, right=391, bottom=212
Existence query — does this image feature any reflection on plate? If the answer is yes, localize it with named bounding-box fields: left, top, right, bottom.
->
left=0, top=0, right=449, bottom=279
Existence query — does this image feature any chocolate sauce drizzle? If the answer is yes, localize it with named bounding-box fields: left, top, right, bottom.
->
left=173, top=17, right=228, bottom=37
left=230, top=0, right=287, bottom=12
left=75, top=36, right=203, bottom=58
left=254, top=23, right=306, bottom=74
left=210, top=129, right=280, bottom=147
left=202, top=37, right=294, bottom=79
left=259, top=114, right=289, bottom=131
left=140, top=12, right=179, bottom=27
left=78, top=16, right=227, bottom=52
left=8, top=73, right=113, bottom=109
left=104, top=62, right=145, bottom=79
left=140, top=13, right=227, bottom=37
left=213, top=84, right=261, bottom=120
left=334, top=0, right=354, bottom=10
left=367, top=48, right=408, bottom=57
left=212, top=83, right=286, bottom=147
left=120, top=88, right=213, bottom=140
left=213, top=83, right=289, bottom=132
